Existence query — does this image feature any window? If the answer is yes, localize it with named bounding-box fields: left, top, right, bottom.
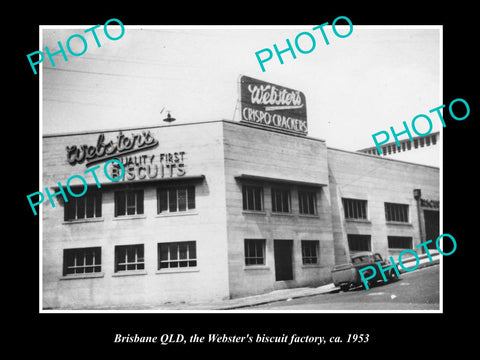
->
left=299, top=190, right=317, bottom=215
left=158, top=241, right=197, bottom=269
left=64, top=192, right=102, bottom=221
left=347, top=234, right=371, bottom=252
left=271, top=188, right=291, bottom=213
left=114, top=190, right=144, bottom=216
left=244, top=239, right=266, bottom=265
left=301, top=240, right=319, bottom=264
left=342, top=198, right=368, bottom=220
left=63, top=247, right=101, bottom=276
left=385, top=202, right=409, bottom=223
left=242, top=185, right=263, bottom=211
left=157, top=186, right=195, bottom=213
left=114, top=244, right=144, bottom=272
left=388, top=236, right=413, bottom=249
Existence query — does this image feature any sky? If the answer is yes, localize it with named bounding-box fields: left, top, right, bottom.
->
left=41, top=25, right=441, bottom=151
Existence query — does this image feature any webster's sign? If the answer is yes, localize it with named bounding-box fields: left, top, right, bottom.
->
left=239, top=75, right=307, bottom=135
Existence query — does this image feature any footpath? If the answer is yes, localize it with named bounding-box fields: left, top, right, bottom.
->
left=78, top=254, right=440, bottom=311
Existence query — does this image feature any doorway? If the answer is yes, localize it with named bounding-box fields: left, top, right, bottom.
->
left=274, top=240, right=294, bottom=281
left=424, top=210, right=439, bottom=249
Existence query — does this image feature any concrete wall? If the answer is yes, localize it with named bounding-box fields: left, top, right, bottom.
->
left=327, top=148, right=440, bottom=261
left=222, top=121, right=336, bottom=298
left=42, top=121, right=230, bottom=309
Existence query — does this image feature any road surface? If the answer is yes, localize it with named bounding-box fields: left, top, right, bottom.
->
left=250, top=264, right=440, bottom=310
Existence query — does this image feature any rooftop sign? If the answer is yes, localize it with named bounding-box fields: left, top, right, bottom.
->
left=239, top=75, right=308, bottom=135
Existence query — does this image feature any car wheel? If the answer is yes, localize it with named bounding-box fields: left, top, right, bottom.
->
left=389, top=270, right=398, bottom=281
left=363, top=280, right=372, bottom=290
left=340, top=284, right=350, bottom=292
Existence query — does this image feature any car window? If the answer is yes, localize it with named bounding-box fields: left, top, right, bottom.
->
left=352, top=255, right=369, bottom=264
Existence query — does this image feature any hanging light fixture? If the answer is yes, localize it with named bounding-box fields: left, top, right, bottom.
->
left=163, top=111, right=176, bottom=123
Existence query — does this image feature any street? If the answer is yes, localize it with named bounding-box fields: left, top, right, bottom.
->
left=250, top=264, right=440, bottom=310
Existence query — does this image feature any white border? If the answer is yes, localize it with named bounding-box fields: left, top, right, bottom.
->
left=39, top=24, right=443, bottom=314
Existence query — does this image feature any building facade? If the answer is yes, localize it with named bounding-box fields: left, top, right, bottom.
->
left=42, top=119, right=439, bottom=309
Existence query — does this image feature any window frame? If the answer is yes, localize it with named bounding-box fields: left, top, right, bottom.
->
left=244, top=239, right=266, bottom=266
left=387, top=236, right=413, bottom=249
left=271, top=187, right=291, bottom=213
left=301, top=240, right=319, bottom=265
left=298, top=189, right=317, bottom=215
left=63, top=247, right=102, bottom=277
left=114, top=189, right=144, bottom=217
left=157, top=185, right=196, bottom=214
left=242, top=185, right=264, bottom=212
left=384, top=202, right=409, bottom=223
left=342, top=198, right=368, bottom=220
left=347, top=234, right=372, bottom=252
left=64, top=191, right=102, bottom=221
left=114, top=244, right=145, bottom=273
left=157, top=241, right=197, bottom=270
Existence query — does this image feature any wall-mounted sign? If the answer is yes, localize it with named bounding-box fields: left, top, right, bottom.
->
left=110, top=152, right=186, bottom=181
left=421, top=198, right=440, bottom=209
left=239, top=75, right=308, bottom=135
left=66, top=131, right=159, bottom=167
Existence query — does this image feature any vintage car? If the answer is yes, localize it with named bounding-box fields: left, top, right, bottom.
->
left=331, top=251, right=398, bottom=291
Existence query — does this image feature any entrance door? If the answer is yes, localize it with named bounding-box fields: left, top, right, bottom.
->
left=274, top=240, right=293, bottom=281
left=424, top=210, right=440, bottom=249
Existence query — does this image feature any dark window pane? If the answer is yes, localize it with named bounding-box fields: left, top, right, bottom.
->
left=77, top=197, right=86, bottom=219
left=115, top=192, right=125, bottom=216
left=127, top=191, right=136, bottom=215
left=247, top=187, right=254, bottom=210
left=170, top=244, right=178, bottom=260
left=178, top=188, right=187, bottom=211
left=95, top=193, right=102, bottom=217
left=137, top=245, right=144, bottom=262
left=85, top=250, right=93, bottom=265
left=65, top=200, right=76, bottom=220
left=136, top=190, right=144, bottom=215
left=187, top=186, right=195, bottom=209
left=169, top=189, right=177, bottom=212
left=242, top=186, right=248, bottom=210
left=179, top=243, right=188, bottom=259
left=282, top=191, right=289, bottom=212
left=127, top=246, right=135, bottom=262
left=189, top=243, right=196, bottom=259
left=159, top=244, right=168, bottom=261
left=158, top=189, right=168, bottom=213
left=86, top=194, right=95, bottom=218
left=254, top=187, right=262, bottom=211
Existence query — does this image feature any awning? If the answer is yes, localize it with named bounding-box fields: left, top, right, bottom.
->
left=234, top=174, right=327, bottom=188
left=53, top=175, right=205, bottom=190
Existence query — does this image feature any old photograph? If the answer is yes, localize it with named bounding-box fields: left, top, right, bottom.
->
left=38, top=24, right=442, bottom=311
